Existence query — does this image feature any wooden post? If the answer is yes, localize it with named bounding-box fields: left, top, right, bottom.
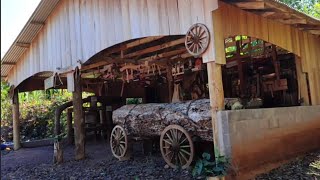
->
left=207, top=62, right=225, bottom=157
left=12, top=89, right=21, bottom=150
left=295, top=55, right=310, bottom=105
left=166, top=63, right=173, bottom=103
left=67, top=108, right=73, bottom=144
left=73, top=67, right=85, bottom=160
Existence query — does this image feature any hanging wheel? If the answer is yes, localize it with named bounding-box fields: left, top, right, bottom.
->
left=160, top=125, right=194, bottom=169
left=110, top=125, right=128, bottom=159
left=185, top=23, right=210, bottom=57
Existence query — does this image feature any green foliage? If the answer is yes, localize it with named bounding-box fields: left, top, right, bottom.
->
left=192, top=151, right=230, bottom=178
left=279, top=0, right=320, bottom=19
left=126, top=98, right=143, bottom=105
left=1, top=81, right=88, bottom=141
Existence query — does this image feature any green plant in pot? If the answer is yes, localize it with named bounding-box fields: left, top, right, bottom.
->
left=192, top=150, right=230, bottom=180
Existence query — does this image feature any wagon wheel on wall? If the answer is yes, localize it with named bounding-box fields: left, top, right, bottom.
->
left=185, top=23, right=210, bottom=57
left=110, top=125, right=128, bottom=159
left=160, top=125, right=194, bottom=169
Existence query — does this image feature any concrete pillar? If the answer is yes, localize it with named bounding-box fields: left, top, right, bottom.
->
left=12, top=89, right=21, bottom=150
left=73, top=67, right=85, bottom=160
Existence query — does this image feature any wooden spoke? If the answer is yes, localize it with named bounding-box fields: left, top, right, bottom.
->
left=160, top=125, right=194, bottom=169
left=185, top=23, right=210, bottom=57
left=110, top=125, right=128, bottom=160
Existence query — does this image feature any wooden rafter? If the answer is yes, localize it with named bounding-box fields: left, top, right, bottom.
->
left=233, top=2, right=265, bottom=10
left=100, top=36, right=164, bottom=56
left=139, top=48, right=187, bottom=62
left=123, top=38, right=185, bottom=59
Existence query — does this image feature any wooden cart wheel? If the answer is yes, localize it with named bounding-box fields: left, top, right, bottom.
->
left=110, top=125, right=128, bottom=159
left=160, top=125, right=194, bottom=169
left=185, top=23, right=210, bottom=57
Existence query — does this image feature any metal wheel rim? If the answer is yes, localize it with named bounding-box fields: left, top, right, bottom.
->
left=160, top=125, right=194, bottom=169
left=185, top=23, right=210, bottom=57
left=110, top=125, right=128, bottom=159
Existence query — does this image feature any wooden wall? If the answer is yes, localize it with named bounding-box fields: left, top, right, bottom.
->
left=7, top=0, right=218, bottom=88
left=213, top=2, right=320, bottom=105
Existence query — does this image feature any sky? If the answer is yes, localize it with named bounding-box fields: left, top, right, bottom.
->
left=1, top=0, right=41, bottom=58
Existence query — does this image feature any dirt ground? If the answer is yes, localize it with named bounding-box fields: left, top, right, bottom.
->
left=1, top=141, right=193, bottom=180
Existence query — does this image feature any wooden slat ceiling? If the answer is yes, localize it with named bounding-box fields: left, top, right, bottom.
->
left=222, top=0, right=320, bottom=36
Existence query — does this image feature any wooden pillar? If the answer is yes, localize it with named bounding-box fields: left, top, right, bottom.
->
left=73, top=67, right=85, bottom=160
left=67, top=108, right=73, bottom=144
left=166, top=64, right=173, bottom=103
left=12, top=89, right=21, bottom=150
left=295, top=56, right=310, bottom=105
left=207, top=62, right=225, bottom=156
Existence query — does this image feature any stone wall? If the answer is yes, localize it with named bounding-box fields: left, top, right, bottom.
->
left=218, top=105, right=320, bottom=177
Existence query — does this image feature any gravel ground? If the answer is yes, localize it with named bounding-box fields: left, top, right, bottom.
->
left=1, top=141, right=193, bottom=180
left=256, top=151, right=320, bottom=180
left=2, top=141, right=319, bottom=180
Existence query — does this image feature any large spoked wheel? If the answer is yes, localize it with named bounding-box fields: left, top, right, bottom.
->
left=160, top=125, right=194, bottom=169
left=110, top=125, right=128, bottom=159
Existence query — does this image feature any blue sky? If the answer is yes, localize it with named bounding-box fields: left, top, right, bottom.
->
left=1, top=0, right=41, bottom=58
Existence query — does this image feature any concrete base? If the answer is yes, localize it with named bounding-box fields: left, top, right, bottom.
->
left=218, top=105, right=320, bottom=179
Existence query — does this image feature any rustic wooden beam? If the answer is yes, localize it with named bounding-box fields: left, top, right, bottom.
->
left=124, top=38, right=185, bottom=59
left=12, top=89, right=21, bottom=150
left=15, top=42, right=30, bottom=48
left=30, top=21, right=45, bottom=26
left=207, top=62, right=225, bottom=157
left=101, top=36, right=164, bottom=56
left=139, top=48, right=187, bottom=62
left=167, top=64, right=173, bottom=103
left=67, top=108, right=73, bottom=145
left=233, top=2, right=265, bottom=10
left=308, top=30, right=320, bottom=35
left=73, top=67, right=85, bottom=160
left=278, top=18, right=307, bottom=24
left=1, top=62, right=16, bottom=65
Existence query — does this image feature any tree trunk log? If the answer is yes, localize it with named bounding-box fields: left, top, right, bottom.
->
left=73, top=68, right=85, bottom=160
left=113, top=99, right=214, bottom=141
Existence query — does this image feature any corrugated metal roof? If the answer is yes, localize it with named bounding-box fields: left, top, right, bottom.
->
left=1, top=0, right=319, bottom=79
left=1, top=0, right=60, bottom=78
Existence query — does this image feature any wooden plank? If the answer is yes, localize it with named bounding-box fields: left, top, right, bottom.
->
left=166, top=0, right=180, bottom=35
left=123, top=38, right=185, bottom=58
left=139, top=48, right=187, bottom=62
left=212, top=4, right=225, bottom=64
left=233, top=2, right=265, bottom=10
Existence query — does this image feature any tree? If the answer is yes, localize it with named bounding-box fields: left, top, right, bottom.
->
left=280, top=0, right=320, bottom=19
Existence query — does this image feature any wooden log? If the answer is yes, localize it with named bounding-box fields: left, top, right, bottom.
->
left=113, top=99, right=213, bottom=141
left=73, top=67, right=85, bottom=160
left=12, top=89, right=21, bottom=150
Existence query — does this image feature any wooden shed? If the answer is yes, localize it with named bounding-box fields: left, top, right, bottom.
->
left=1, top=0, right=320, bottom=178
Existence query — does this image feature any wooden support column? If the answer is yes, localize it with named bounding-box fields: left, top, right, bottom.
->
left=295, top=56, right=310, bottom=105
left=73, top=67, right=85, bottom=160
left=12, top=89, right=21, bottom=150
left=207, top=62, right=225, bottom=156
left=166, top=64, right=173, bottom=103
left=67, top=108, right=73, bottom=144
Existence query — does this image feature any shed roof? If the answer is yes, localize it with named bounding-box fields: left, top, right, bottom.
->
left=1, top=0, right=319, bottom=79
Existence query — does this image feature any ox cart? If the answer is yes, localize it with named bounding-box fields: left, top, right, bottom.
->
left=110, top=98, right=239, bottom=169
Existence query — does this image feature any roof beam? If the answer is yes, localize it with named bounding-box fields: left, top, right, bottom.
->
left=278, top=18, right=307, bottom=24
left=1, top=62, right=16, bottom=65
left=233, top=2, right=266, bottom=10
left=139, top=48, right=187, bottom=62
left=30, top=21, right=45, bottom=26
left=124, top=38, right=185, bottom=59
left=101, top=36, right=164, bottom=56
left=15, top=42, right=30, bottom=48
